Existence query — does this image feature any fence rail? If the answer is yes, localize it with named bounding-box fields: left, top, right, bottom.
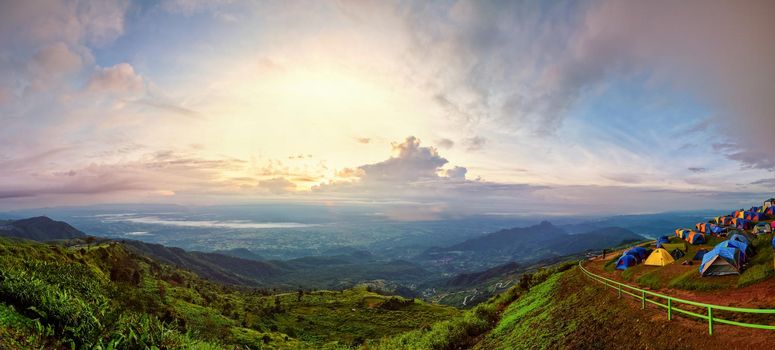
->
left=578, top=261, right=775, bottom=334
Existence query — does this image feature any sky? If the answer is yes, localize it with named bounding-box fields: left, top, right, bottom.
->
left=0, top=0, right=774, bottom=218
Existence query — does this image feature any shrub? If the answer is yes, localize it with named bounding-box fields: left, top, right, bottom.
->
left=0, top=258, right=109, bottom=346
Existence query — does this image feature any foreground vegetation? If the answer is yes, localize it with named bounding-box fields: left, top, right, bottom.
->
left=0, top=237, right=458, bottom=349
left=365, top=262, right=576, bottom=350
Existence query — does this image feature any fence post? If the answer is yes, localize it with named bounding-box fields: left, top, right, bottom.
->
left=708, top=306, right=713, bottom=335
left=667, top=299, right=672, bottom=320
left=641, top=291, right=645, bottom=309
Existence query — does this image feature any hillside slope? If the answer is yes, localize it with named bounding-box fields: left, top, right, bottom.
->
left=473, top=267, right=775, bottom=349
left=0, top=237, right=459, bottom=349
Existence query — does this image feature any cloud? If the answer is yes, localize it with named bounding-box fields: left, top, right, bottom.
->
left=353, top=1, right=590, bottom=133
left=136, top=98, right=199, bottom=118
left=688, top=167, right=708, bottom=174
left=443, top=166, right=467, bottom=180
left=87, top=63, right=145, bottom=95
left=602, top=172, right=644, bottom=184
left=357, top=136, right=449, bottom=183
left=30, top=42, right=86, bottom=77
left=546, top=1, right=775, bottom=168
left=0, top=86, right=10, bottom=105
left=161, top=0, right=234, bottom=16
left=463, top=136, right=486, bottom=151
left=751, top=178, right=775, bottom=188
left=340, top=1, right=775, bottom=169
left=436, top=138, right=454, bottom=149
left=258, top=177, right=296, bottom=194
left=0, top=174, right=150, bottom=200
left=0, top=1, right=129, bottom=47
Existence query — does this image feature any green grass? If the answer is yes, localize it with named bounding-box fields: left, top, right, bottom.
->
left=603, top=254, right=621, bottom=272
left=471, top=268, right=583, bottom=350
left=737, top=234, right=774, bottom=287
left=367, top=262, right=576, bottom=350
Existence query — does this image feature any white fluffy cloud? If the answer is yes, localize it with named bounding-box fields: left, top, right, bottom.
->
left=87, top=63, right=145, bottom=95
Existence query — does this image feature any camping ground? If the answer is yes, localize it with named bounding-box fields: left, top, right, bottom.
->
left=584, top=224, right=775, bottom=325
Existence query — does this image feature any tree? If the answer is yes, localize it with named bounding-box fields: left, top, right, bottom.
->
left=297, top=288, right=304, bottom=302
left=519, top=273, right=533, bottom=291
left=274, top=295, right=282, bottom=312
left=84, top=236, right=96, bottom=246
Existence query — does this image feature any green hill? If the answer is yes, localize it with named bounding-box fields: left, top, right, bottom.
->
left=0, top=237, right=459, bottom=349
left=0, top=216, right=86, bottom=241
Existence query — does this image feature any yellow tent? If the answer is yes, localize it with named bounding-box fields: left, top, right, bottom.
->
left=644, top=248, right=675, bottom=266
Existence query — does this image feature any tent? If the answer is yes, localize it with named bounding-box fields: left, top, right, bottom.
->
left=716, top=240, right=751, bottom=263
left=765, top=207, right=775, bottom=216
left=720, top=216, right=734, bottom=226
left=675, top=229, right=692, bottom=239
left=745, top=212, right=763, bottom=222
left=709, top=224, right=724, bottom=234
left=699, top=246, right=742, bottom=276
left=644, top=248, right=675, bottom=266
left=687, top=231, right=706, bottom=245
left=693, top=249, right=708, bottom=261
left=736, top=219, right=753, bottom=230
left=657, top=235, right=670, bottom=243
left=616, top=254, right=638, bottom=270
left=726, top=229, right=743, bottom=237
left=772, top=236, right=775, bottom=249
left=624, top=247, right=650, bottom=261
left=729, top=233, right=750, bottom=245
left=660, top=242, right=687, bottom=252
left=763, top=198, right=775, bottom=209
left=670, top=249, right=685, bottom=260
left=753, top=222, right=772, bottom=234
left=696, top=223, right=720, bottom=234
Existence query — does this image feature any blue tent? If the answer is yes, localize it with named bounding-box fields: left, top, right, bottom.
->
left=729, top=233, right=750, bottom=245
left=624, top=247, right=650, bottom=261
left=692, top=249, right=708, bottom=261
left=656, top=236, right=670, bottom=244
left=772, top=236, right=775, bottom=249
left=616, top=254, right=638, bottom=270
left=716, top=240, right=751, bottom=263
left=709, top=225, right=724, bottom=234
left=699, top=246, right=742, bottom=276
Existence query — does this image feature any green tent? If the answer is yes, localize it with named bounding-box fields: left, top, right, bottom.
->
left=660, top=242, right=687, bottom=252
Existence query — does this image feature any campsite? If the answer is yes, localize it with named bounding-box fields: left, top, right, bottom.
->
left=589, top=198, right=775, bottom=310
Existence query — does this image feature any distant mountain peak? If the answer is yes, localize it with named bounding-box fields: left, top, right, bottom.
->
left=0, top=216, right=86, bottom=241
